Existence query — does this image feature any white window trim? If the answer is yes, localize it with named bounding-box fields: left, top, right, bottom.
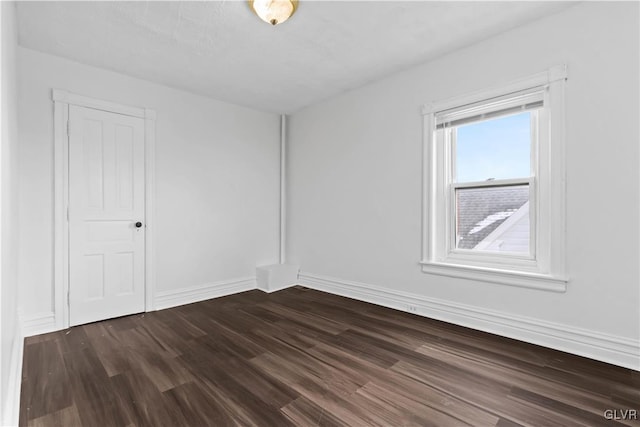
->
left=420, top=65, right=568, bottom=293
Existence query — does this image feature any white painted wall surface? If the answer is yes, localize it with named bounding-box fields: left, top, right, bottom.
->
left=288, top=3, right=639, bottom=342
left=1, top=1, right=21, bottom=422
left=17, top=48, right=280, bottom=317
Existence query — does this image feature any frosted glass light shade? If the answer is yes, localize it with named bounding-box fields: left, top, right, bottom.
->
left=250, top=0, right=298, bottom=26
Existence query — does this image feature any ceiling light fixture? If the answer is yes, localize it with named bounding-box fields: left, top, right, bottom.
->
left=249, top=0, right=298, bottom=26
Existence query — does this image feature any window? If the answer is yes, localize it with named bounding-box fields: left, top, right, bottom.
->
left=421, top=66, right=568, bottom=291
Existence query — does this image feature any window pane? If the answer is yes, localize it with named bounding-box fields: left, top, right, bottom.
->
left=455, top=112, right=531, bottom=183
left=455, top=185, right=529, bottom=254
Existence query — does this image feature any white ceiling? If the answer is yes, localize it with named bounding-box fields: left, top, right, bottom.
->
left=16, top=1, right=575, bottom=113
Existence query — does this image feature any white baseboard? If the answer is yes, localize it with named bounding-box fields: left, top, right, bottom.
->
left=3, top=318, right=23, bottom=427
left=298, top=272, right=640, bottom=371
left=154, top=277, right=257, bottom=311
left=21, top=311, right=57, bottom=338
left=258, top=283, right=297, bottom=294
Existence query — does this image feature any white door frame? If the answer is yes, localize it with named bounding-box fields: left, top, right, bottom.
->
left=52, top=89, right=156, bottom=329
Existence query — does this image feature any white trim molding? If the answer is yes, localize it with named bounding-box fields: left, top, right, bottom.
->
left=52, top=89, right=147, bottom=119
left=421, top=66, right=568, bottom=291
left=52, top=89, right=156, bottom=328
left=144, top=108, right=157, bottom=311
left=154, top=277, right=257, bottom=311
left=21, top=311, right=57, bottom=337
left=53, top=93, right=69, bottom=329
left=421, top=65, right=567, bottom=116
left=3, top=320, right=24, bottom=427
left=298, top=272, right=640, bottom=371
left=419, top=261, right=566, bottom=292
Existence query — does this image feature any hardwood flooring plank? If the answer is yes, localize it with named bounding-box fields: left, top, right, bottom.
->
left=19, top=286, right=638, bottom=427
left=109, top=369, right=183, bottom=427
left=55, top=327, right=91, bottom=355
left=547, top=353, right=638, bottom=387
left=83, top=322, right=132, bottom=377
left=238, top=304, right=289, bottom=324
left=61, top=347, right=130, bottom=427
left=217, top=355, right=300, bottom=408
left=306, top=342, right=500, bottom=426
left=250, top=351, right=357, bottom=399
left=356, top=381, right=480, bottom=427
left=129, top=349, right=194, bottom=393
left=181, top=349, right=299, bottom=409
left=117, top=326, right=180, bottom=359
left=280, top=396, right=348, bottom=427
left=391, top=360, right=595, bottom=427
left=147, top=309, right=208, bottom=340
left=106, top=314, right=142, bottom=332
left=313, top=331, right=401, bottom=369
left=508, top=387, right=632, bottom=427
left=19, top=340, right=73, bottom=422
left=27, top=405, right=82, bottom=427
left=414, top=342, right=625, bottom=418
left=496, top=418, right=526, bottom=427
left=162, top=382, right=244, bottom=427
left=259, top=301, right=350, bottom=335
left=178, top=351, right=297, bottom=426
left=362, top=308, right=554, bottom=367
left=197, top=373, right=297, bottom=427
left=281, top=390, right=382, bottom=427
left=245, top=325, right=320, bottom=356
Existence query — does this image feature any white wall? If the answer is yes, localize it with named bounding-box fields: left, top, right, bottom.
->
left=288, top=3, right=639, bottom=362
left=18, top=48, right=281, bottom=318
left=1, top=1, right=21, bottom=423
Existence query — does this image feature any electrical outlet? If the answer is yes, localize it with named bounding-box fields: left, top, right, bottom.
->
left=407, top=305, right=418, bottom=313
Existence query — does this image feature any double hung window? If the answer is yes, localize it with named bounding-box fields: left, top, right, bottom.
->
left=421, top=67, right=568, bottom=291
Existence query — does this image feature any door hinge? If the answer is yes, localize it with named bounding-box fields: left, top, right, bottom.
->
left=67, top=290, right=70, bottom=306
left=66, top=206, right=69, bottom=222
left=66, top=120, right=70, bottom=136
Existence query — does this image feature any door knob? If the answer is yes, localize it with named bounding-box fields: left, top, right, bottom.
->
left=135, top=222, right=143, bottom=228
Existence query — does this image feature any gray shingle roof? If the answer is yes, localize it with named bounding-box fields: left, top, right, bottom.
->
left=456, top=185, right=528, bottom=250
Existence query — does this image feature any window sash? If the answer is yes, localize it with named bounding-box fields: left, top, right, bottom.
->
left=452, top=177, right=531, bottom=190
left=443, top=108, right=539, bottom=261
left=435, top=87, right=545, bottom=130
left=449, top=179, right=535, bottom=259
left=448, top=110, right=539, bottom=185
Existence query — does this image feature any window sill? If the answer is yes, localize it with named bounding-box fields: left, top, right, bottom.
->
left=419, top=261, right=567, bottom=293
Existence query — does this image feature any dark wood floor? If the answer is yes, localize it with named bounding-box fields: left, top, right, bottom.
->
left=20, top=286, right=639, bottom=427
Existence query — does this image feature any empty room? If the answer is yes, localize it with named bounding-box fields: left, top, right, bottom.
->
left=0, top=0, right=638, bottom=426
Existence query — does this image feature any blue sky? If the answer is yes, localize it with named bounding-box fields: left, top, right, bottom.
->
left=455, top=112, right=531, bottom=183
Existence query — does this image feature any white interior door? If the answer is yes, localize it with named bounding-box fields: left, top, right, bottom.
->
left=68, top=105, right=146, bottom=326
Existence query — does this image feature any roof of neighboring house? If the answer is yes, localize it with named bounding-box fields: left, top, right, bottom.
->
left=456, top=185, right=529, bottom=250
